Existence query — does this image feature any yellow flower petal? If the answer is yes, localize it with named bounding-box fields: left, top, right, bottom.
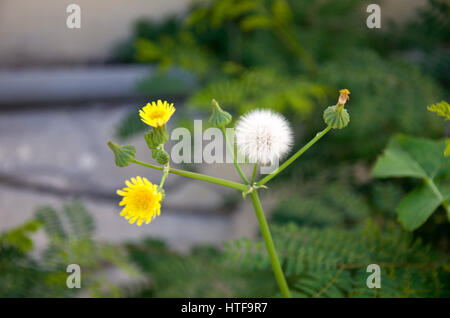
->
left=139, top=100, right=175, bottom=128
left=116, top=176, right=163, bottom=226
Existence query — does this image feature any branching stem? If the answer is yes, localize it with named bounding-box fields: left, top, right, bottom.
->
left=131, top=159, right=249, bottom=192
left=257, top=126, right=331, bottom=186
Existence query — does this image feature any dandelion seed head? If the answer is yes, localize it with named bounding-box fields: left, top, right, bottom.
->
left=235, top=109, right=293, bottom=165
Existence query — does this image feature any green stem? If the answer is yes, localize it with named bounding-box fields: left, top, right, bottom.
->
left=131, top=159, right=249, bottom=192
left=221, top=127, right=250, bottom=184
left=158, top=165, right=169, bottom=190
left=426, top=178, right=450, bottom=220
left=251, top=163, right=258, bottom=185
left=257, top=126, right=332, bottom=186
left=249, top=191, right=291, bottom=298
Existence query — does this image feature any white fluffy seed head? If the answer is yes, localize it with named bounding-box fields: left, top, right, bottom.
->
left=235, top=109, right=293, bottom=165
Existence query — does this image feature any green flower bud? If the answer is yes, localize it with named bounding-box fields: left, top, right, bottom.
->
left=153, top=149, right=170, bottom=165
left=209, top=99, right=232, bottom=128
left=107, top=141, right=136, bottom=167
left=144, top=130, right=159, bottom=149
left=323, top=105, right=350, bottom=129
left=145, top=126, right=169, bottom=149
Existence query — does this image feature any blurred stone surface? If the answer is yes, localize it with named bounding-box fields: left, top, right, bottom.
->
left=0, top=104, right=181, bottom=194
left=0, top=67, right=152, bottom=105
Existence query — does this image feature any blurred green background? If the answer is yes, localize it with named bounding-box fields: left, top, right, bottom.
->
left=0, top=0, right=449, bottom=297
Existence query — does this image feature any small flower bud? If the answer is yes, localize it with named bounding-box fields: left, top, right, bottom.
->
left=145, top=126, right=169, bottom=149
left=107, top=141, right=136, bottom=167
left=323, top=89, right=351, bottom=129
left=209, top=99, right=232, bottom=128
left=323, top=106, right=350, bottom=129
left=153, top=149, right=170, bottom=165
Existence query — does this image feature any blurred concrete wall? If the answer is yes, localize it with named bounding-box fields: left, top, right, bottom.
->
left=0, top=0, right=190, bottom=66
left=0, top=0, right=426, bottom=67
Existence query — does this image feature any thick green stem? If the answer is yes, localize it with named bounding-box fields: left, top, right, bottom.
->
left=131, top=159, right=249, bottom=192
left=257, top=126, right=331, bottom=186
left=251, top=163, right=258, bottom=185
left=249, top=191, right=291, bottom=298
left=426, top=178, right=450, bottom=221
left=221, top=127, right=249, bottom=184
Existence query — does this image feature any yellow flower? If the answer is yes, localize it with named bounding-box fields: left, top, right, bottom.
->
left=139, top=100, right=175, bottom=127
left=117, top=176, right=163, bottom=226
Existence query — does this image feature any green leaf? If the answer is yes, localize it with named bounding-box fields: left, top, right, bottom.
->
left=427, top=101, right=450, bottom=120
left=272, top=0, right=292, bottom=24
left=396, top=183, right=441, bottom=231
left=372, top=135, right=446, bottom=179
left=1, top=220, right=42, bottom=252
left=444, top=139, right=450, bottom=157
left=239, top=15, right=272, bottom=31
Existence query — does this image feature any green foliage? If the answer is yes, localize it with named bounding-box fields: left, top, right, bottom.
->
left=373, top=135, right=450, bottom=230
left=135, top=34, right=217, bottom=78
left=225, top=220, right=449, bottom=297
left=126, top=239, right=276, bottom=297
left=427, top=101, right=450, bottom=156
left=373, top=0, right=450, bottom=87
left=0, top=220, right=41, bottom=253
left=189, top=68, right=328, bottom=120
left=428, top=101, right=450, bottom=120
left=370, top=181, right=405, bottom=217
left=316, top=49, right=444, bottom=161
left=271, top=182, right=370, bottom=228
left=0, top=202, right=141, bottom=297
left=445, top=140, right=450, bottom=157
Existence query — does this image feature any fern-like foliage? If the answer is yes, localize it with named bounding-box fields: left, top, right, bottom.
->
left=374, top=0, right=450, bottom=87
left=370, top=181, right=405, bottom=217
left=126, top=239, right=276, bottom=297
left=315, top=49, right=444, bottom=161
left=271, top=182, right=370, bottom=228
left=225, top=220, right=450, bottom=297
left=0, top=202, right=142, bottom=297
